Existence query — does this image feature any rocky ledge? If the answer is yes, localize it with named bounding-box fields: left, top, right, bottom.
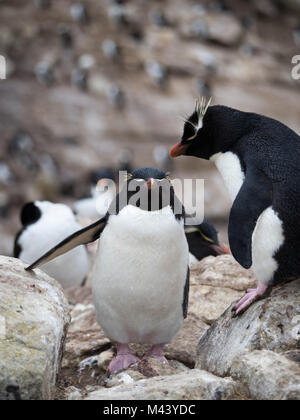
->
left=56, top=255, right=299, bottom=400
left=0, top=254, right=299, bottom=400
left=0, top=256, right=70, bottom=400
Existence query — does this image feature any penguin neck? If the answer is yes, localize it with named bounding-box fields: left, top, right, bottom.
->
left=203, top=106, right=249, bottom=156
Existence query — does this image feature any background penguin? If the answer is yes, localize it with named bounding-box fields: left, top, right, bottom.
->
left=25, top=168, right=189, bottom=374
left=73, top=167, right=116, bottom=220
left=171, top=98, right=300, bottom=315
left=185, top=221, right=230, bottom=266
left=15, top=201, right=89, bottom=289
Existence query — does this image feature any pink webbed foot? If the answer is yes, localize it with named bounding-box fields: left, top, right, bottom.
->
left=108, top=344, right=140, bottom=374
left=143, top=344, right=168, bottom=364
left=234, top=282, right=269, bottom=316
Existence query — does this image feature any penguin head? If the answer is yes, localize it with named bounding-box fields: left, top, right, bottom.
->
left=185, top=221, right=230, bottom=260
left=170, top=100, right=245, bottom=160
left=20, top=202, right=42, bottom=226
left=90, top=168, right=116, bottom=193
left=125, top=167, right=174, bottom=212
left=20, top=201, right=75, bottom=227
left=90, top=168, right=115, bottom=185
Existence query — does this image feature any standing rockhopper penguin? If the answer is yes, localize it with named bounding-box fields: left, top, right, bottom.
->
left=25, top=168, right=189, bottom=373
left=171, top=98, right=300, bottom=315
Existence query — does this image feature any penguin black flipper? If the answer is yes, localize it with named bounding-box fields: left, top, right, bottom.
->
left=25, top=214, right=108, bottom=271
left=228, top=166, right=272, bottom=269
left=182, top=267, right=190, bottom=319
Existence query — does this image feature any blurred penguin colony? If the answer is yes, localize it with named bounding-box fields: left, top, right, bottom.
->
left=1, top=0, right=300, bottom=282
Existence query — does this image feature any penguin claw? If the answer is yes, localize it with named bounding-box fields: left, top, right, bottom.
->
left=108, top=354, right=140, bottom=375
left=233, top=283, right=269, bottom=316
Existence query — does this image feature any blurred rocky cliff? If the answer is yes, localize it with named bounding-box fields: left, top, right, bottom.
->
left=0, top=0, right=300, bottom=253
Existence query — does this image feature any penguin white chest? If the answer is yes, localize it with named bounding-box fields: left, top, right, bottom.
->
left=92, top=205, right=189, bottom=344
left=210, top=152, right=245, bottom=202
left=211, top=152, right=284, bottom=284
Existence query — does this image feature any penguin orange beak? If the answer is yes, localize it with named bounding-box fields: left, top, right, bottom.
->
left=211, top=244, right=231, bottom=255
left=170, top=142, right=188, bottom=158
left=147, top=178, right=156, bottom=189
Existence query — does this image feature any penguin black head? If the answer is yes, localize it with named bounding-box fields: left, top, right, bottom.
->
left=124, top=167, right=176, bottom=212
left=90, top=168, right=115, bottom=185
left=20, top=202, right=42, bottom=227
left=170, top=99, right=247, bottom=160
left=185, top=221, right=230, bottom=260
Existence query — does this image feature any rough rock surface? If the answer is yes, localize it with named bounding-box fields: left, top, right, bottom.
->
left=83, top=370, right=242, bottom=401
left=196, top=279, right=300, bottom=378
left=189, top=255, right=257, bottom=324
left=231, top=350, right=300, bottom=400
left=0, top=256, right=70, bottom=400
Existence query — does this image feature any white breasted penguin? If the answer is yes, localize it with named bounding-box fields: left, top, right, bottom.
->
left=171, top=98, right=300, bottom=315
left=25, top=168, right=190, bottom=374
left=185, top=221, right=230, bottom=266
left=15, top=201, right=89, bottom=289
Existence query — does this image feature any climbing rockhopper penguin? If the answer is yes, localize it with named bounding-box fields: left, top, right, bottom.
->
left=171, top=98, right=300, bottom=315
left=25, top=168, right=189, bottom=374
left=185, top=221, right=229, bottom=266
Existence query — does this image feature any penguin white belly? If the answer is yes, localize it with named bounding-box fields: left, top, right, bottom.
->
left=210, top=151, right=245, bottom=202
left=19, top=218, right=89, bottom=288
left=92, top=205, right=189, bottom=344
left=189, top=252, right=199, bottom=267
left=211, top=152, right=284, bottom=284
left=41, top=247, right=89, bottom=289
left=74, top=190, right=114, bottom=220
left=251, top=207, right=284, bottom=284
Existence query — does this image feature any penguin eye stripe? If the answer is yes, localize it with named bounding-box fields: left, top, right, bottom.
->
left=199, top=230, right=214, bottom=243
left=186, top=132, right=197, bottom=141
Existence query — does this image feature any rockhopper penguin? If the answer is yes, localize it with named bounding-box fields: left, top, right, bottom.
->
left=171, top=98, right=300, bottom=314
left=25, top=168, right=190, bottom=373
left=185, top=221, right=230, bottom=266
left=15, top=201, right=89, bottom=289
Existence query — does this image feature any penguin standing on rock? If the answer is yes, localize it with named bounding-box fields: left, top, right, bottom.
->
left=171, top=98, right=300, bottom=315
left=185, top=221, right=230, bottom=266
left=15, top=201, right=89, bottom=289
left=25, top=168, right=189, bottom=374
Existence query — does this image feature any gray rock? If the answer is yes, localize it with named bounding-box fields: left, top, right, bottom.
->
left=84, top=369, right=242, bottom=400
left=0, top=256, right=70, bottom=400
left=231, top=350, right=300, bottom=400
left=196, top=279, right=300, bottom=377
